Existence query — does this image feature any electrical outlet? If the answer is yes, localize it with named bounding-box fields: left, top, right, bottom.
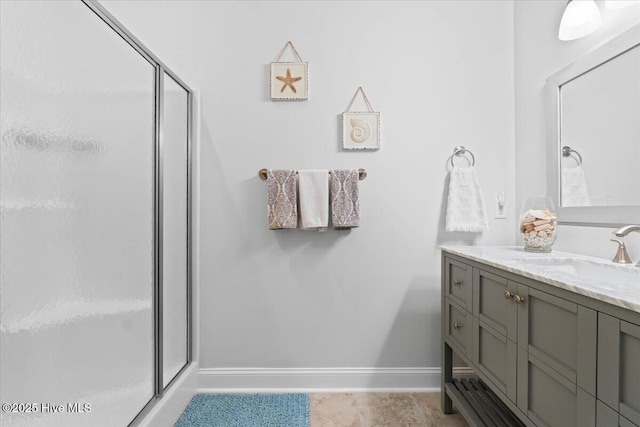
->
left=495, top=199, right=507, bottom=219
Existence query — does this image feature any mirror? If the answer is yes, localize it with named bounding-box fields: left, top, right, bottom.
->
left=547, top=24, right=640, bottom=226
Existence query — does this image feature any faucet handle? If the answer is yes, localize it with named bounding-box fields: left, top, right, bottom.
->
left=610, top=239, right=633, bottom=264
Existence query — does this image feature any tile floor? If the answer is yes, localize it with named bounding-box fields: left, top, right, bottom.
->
left=309, top=392, right=468, bottom=427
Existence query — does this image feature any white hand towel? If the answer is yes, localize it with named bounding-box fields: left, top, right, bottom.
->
left=561, top=166, right=590, bottom=207
left=298, top=170, right=329, bottom=232
left=445, top=166, right=489, bottom=233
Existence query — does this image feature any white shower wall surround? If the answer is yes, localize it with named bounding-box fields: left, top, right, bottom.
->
left=0, top=2, right=194, bottom=426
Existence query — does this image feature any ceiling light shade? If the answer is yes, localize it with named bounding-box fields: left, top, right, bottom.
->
left=558, top=0, right=602, bottom=41
left=605, top=0, right=640, bottom=9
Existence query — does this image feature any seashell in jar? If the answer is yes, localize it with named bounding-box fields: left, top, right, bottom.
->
left=528, top=209, right=548, bottom=219
left=534, top=223, right=552, bottom=232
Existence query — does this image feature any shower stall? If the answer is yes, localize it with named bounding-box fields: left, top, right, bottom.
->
left=0, top=1, right=193, bottom=426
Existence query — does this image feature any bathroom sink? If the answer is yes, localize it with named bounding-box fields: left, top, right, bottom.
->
left=515, top=258, right=640, bottom=288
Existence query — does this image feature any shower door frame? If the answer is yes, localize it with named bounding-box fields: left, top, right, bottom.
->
left=81, top=1, right=194, bottom=425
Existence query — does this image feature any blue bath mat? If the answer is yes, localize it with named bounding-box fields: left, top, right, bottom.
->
left=174, top=393, right=309, bottom=427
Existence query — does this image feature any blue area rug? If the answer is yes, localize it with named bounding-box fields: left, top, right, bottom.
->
left=174, top=394, right=310, bottom=427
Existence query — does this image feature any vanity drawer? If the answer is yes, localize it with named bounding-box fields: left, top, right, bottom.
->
left=444, top=257, right=473, bottom=311
left=472, top=269, right=517, bottom=341
left=444, top=299, right=472, bottom=358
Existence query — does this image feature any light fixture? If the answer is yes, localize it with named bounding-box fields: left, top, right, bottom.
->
left=558, top=0, right=602, bottom=41
left=605, top=0, right=640, bottom=9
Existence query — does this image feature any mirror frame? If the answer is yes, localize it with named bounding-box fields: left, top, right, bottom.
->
left=546, top=24, right=640, bottom=227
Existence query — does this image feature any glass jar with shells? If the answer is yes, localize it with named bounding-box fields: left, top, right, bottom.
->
left=519, top=196, right=557, bottom=252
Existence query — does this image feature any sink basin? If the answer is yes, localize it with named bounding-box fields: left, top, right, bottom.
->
left=515, top=258, right=640, bottom=288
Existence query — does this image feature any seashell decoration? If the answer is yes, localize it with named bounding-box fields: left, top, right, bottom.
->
left=350, top=118, right=371, bottom=143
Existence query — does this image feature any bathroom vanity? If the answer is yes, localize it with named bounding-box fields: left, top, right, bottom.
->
left=441, top=246, right=640, bottom=427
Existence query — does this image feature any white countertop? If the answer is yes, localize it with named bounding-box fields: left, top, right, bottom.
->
left=440, top=246, right=640, bottom=314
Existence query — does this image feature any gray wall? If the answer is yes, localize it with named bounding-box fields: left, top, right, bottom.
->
left=103, top=0, right=516, bottom=377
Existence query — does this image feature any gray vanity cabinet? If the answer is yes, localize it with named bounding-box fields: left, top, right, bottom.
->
left=442, top=252, right=608, bottom=427
left=469, top=275, right=597, bottom=425
left=598, top=313, right=640, bottom=426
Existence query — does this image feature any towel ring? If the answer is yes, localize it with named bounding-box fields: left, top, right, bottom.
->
left=258, top=168, right=367, bottom=181
left=562, top=146, right=583, bottom=166
left=450, top=146, right=475, bottom=167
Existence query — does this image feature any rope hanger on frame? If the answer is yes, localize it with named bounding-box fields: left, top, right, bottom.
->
left=344, top=86, right=375, bottom=113
left=274, top=41, right=304, bottom=63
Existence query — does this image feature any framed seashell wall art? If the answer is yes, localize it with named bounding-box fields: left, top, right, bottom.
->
left=270, top=41, right=308, bottom=100
left=342, top=87, right=380, bottom=150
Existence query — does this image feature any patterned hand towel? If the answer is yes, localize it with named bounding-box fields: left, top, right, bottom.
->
left=267, top=169, right=297, bottom=230
left=445, top=166, right=489, bottom=232
left=298, top=170, right=329, bottom=232
left=330, top=169, right=360, bottom=229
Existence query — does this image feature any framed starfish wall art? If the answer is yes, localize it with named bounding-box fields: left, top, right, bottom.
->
left=270, top=41, right=308, bottom=100
left=342, top=87, right=380, bottom=151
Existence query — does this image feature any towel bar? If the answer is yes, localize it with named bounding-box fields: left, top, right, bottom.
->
left=450, top=146, right=476, bottom=167
left=258, top=169, right=367, bottom=181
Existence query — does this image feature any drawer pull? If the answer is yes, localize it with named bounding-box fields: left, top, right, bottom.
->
left=504, top=291, right=514, bottom=299
left=453, top=323, right=462, bottom=330
left=513, top=295, right=525, bottom=304
left=453, top=280, right=461, bottom=286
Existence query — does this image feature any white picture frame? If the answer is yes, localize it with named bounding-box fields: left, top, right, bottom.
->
left=270, top=62, right=308, bottom=100
left=342, top=112, right=380, bottom=150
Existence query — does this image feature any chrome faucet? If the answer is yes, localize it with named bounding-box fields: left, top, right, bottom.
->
left=613, top=225, right=640, bottom=267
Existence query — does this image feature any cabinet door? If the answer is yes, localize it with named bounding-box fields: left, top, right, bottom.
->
left=472, top=269, right=517, bottom=341
left=518, top=348, right=596, bottom=427
left=472, top=317, right=517, bottom=403
left=444, top=299, right=473, bottom=359
left=517, top=284, right=597, bottom=395
left=444, top=257, right=473, bottom=311
left=598, top=314, right=640, bottom=426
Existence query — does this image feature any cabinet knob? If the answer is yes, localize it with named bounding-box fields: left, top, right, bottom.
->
left=513, top=295, right=525, bottom=304
left=453, top=323, right=461, bottom=330
left=504, top=291, right=514, bottom=299
left=453, top=280, right=461, bottom=286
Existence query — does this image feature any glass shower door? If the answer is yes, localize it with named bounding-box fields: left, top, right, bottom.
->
left=162, top=73, right=190, bottom=388
left=0, top=2, right=155, bottom=426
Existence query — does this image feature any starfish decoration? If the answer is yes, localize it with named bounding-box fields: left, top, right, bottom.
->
left=275, top=68, right=302, bottom=94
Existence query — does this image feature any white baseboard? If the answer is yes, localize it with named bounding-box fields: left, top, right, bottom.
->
left=138, top=363, right=198, bottom=427
left=198, top=367, right=475, bottom=393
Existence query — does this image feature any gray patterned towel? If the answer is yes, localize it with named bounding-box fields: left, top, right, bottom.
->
left=267, top=169, right=298, bottom=229
left=330, top=169, right=360, bottom=229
